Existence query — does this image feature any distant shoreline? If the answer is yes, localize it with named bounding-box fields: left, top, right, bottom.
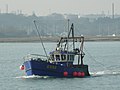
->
left=0, top=36, right=120, bottom=43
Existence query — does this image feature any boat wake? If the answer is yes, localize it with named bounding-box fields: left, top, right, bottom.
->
left=90, top=69, right=120, bottom=77
left=16, top=69, right=120, bottom=79
left=16, top=75, right=50, bottom=79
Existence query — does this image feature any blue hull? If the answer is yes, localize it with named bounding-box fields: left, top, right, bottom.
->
left=24, top=60, right=90, bottom=78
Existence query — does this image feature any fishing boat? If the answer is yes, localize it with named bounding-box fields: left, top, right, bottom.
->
left=20, top=22, right=90, bottom=78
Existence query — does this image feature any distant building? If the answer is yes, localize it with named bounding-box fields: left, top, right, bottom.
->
left=81, top=14, right=106, bottom=22
left=63, top=14, right=78, bottom=20
left=47, top=13, right=64, bottom=20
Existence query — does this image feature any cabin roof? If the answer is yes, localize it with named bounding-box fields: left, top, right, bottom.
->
left=49, top=50, right=75, bottom=55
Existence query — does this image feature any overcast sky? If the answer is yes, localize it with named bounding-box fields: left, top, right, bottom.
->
left=0, top=0, right=119, bottom=16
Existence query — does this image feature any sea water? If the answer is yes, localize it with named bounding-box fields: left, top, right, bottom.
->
left=0, top=41, right=120, bottom=90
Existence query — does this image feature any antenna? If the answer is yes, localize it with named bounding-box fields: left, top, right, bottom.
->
left=6, top=4, right=8, bottom=14
left=34, top=20, right=48, bottom=60
left=112, top=3, right=114, bottom=19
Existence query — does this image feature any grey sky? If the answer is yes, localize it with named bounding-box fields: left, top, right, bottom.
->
left=0, top=0, right=119, bottom=16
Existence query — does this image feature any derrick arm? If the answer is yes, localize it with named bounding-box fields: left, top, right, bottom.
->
left=80, top=37, right=85, bottom=65
left=58, top=23, right=75, bottom=50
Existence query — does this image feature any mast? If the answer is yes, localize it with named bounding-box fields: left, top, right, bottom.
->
left=66, top=20, right=75, bottom=67
left=67, top=23, right=75, bottom=50
left=66, top=19, right=70, bottom=67
left=72, top=24, right=75, bottom=50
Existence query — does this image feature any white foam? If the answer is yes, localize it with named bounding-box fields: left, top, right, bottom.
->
left=90, top=70, right=120, bottom=77
left=16, top=75, right=50, bottom=79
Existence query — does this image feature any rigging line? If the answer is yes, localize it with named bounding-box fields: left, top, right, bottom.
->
left=84, top=46, right=120, bottom=71
left=84, top=46, right=108, bottom=70
left=33, top=20, right=48, bottom=60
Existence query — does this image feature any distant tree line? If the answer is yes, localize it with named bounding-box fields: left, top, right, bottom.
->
left=0, top=13, right=120, bottom=38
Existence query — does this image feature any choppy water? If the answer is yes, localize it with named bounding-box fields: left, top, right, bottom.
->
left=0, top=41, right=120, bottom=90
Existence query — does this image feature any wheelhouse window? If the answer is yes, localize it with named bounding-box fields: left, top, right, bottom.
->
left=67, top=55, right=74, bottom=61
left=61, top=55, right=66, bottom=60
left=55, top=55, right=60, bottom=60
left=70, top=55, right=74, bottom=61
left=50, top=54, right=54, bottom=60
left=67, top=55, right=70, bottom=60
